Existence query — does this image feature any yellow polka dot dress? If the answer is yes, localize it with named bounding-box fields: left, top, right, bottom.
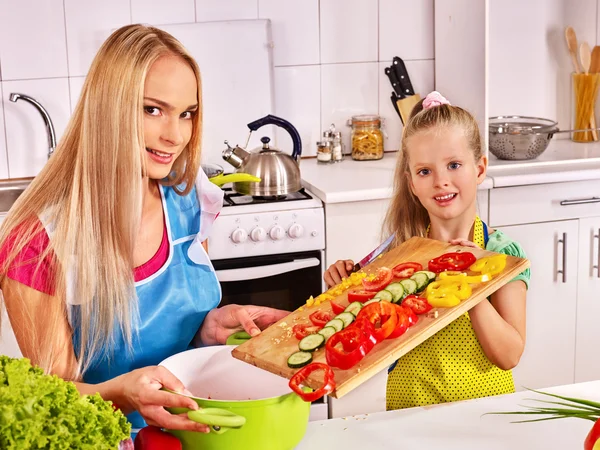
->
left=386, top=217, right=516, bottom=410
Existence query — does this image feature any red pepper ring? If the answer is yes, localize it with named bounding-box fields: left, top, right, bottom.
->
left=428, top=251, right=477, bottom=273
left=355, top=301, right=399, bottom=343
left=387, top=304, right=410, bottom=339
left=325, top=326, right=374, bottom=370
left=289, top=362, right=336, bottom=402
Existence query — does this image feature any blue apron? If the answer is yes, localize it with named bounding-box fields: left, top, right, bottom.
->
left=71, top=184, right=221, bottom=430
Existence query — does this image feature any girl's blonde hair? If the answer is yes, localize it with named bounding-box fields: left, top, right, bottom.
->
left=0, top=24, right=202, bottom=378
left=383, top=99, right=482, bottom=246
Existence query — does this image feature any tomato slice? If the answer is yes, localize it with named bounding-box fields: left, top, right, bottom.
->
left=347, top=289, right=377, bottom=303
left=428, top=252, right=476, bottom=273
left=387, top=304, right=410, bottom=339
left=402, top=295, right=433, bottom=315
left=330, top=300, right=346, bottom=315
left=289, top=362, right=336, bottom=402
left=362, top=267, right=393, bottom=292
left=309, top=310, right=333, bottom=327
left=392, top=262, right=423, bottom=279
left=293, top=323, right=321, bottom=340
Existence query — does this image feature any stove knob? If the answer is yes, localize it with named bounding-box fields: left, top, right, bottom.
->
left=269, top=225, right=285, bottom=241
left=231, top=228, right=248, bottom=244
left=288, top=223, right=304, bottom=239
left=250, top=227, right=266, bottom=242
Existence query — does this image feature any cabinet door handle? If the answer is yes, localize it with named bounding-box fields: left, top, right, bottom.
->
left=557, top=232, right=567, bottom=283
left=594, top=229, right=600, bottom=279
left=559, top=197, right=600, bottom=206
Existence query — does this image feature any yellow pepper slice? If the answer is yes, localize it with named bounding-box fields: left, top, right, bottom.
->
left=470, top=254, right=507, bottom=277
left=426, top=279, right=472, bottom=301
left=427, top=292, right=461, bottom=308
left=438, top=271, right=491, bottom=284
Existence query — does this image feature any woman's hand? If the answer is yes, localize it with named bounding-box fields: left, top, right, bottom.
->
left=323, top=259, right=354, bottom=287
left=114, top=366, right=209, bottom=433
left=199, top=305, right=289, bottom=346
left=449, top=239, right=479, bottom=249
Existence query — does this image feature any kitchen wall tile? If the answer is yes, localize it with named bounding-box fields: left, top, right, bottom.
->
left=379, top=0, right=434, bottom=61
left=258, top=0, right=319, bottom=66
left=196, top=0, right=258, bottom=22
left=321, top=62, right=379, bottom=153
left=132, top=0, right=195, bottom=25
left=0, top=0, right=68, bottom=80
left=3, top=78, right=70, bottom=178
left=274, top=65, right=321, bottom=157
left=320, top=0, right=378, bottom=64
left=0, top=85, right=9, bottom=180
left=64, top=0, right=131, bottom=77
left=69, top=77, right=86, bottom=113
left=378, top=59, right=434, bottom=151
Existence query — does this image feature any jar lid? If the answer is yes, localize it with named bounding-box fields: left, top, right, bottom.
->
left=317, top=140, right=332, bottom=147
left=350, top=114, right=381, bottom=126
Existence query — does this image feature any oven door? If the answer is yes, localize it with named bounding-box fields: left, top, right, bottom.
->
left=213, top=250, right=323, bottom=312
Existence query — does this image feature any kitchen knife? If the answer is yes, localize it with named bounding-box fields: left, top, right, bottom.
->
left=352, top=234, right=396, bottom=273
left=391, top=56, right=421, bottom=125
left=392, top=56, right=415, bottom=97
left=384, top=66, right=405, bottom=98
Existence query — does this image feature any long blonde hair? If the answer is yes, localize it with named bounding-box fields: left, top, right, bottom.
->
left=0, top=24, right=203, bottom=377
left=383, top=99, right=482, bottom=246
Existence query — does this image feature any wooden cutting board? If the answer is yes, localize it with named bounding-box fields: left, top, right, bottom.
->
left=231, top=236, right=530, bottom=399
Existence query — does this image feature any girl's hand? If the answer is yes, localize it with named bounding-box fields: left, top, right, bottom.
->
left=200, top=304, right=289, bottom=346
left=117, top=366, right=209, bottom=433
left=324, top=260, right=354, bottom=287
left=449, top=239, right=479, bottom=249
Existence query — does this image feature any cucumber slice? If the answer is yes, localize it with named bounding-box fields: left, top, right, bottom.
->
left=336, top=312, right=356, bottom=328
left=318, top=326, right=337, bottom=341
left=287, top=351, right=313, bottom=368
left=421, top=270, right=436, bottom=281
left=363, top=298, right=381, bottom=306
left=324, top=318, right=344, bottom=332
left=373, top=289, right=393, bottom=302
left=385, top=282, right=405, bottom=303
left=400, top=279, right=418, bottom=297
left=344, top=301, right=363, bottom=317
left=410, top=272, right=430, bottom=292
left=298, top=333, right=325, bottom=352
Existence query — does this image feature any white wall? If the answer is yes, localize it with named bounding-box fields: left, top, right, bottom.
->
left=0, top=0, right=435, bottom=180
left=489, top=0, right=598, bottom=135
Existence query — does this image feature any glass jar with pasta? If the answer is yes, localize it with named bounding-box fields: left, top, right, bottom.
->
left=348, top=115, right=384, bottom=161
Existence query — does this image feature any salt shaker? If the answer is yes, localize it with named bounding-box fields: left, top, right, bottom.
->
left=331, top=130, right=343, bottom=162
left=316, top=140, right=332, bottom=163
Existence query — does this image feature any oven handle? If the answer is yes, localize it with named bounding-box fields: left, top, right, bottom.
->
left=215, top=257, right=320, bottom=282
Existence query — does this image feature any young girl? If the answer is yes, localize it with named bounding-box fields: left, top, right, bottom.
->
left=0, top=24, right=287, bottom=432
left=324, top=91, right=529, bottom=410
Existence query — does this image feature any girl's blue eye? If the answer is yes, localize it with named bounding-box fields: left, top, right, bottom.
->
left=181, top=111, right=196, bottom=119
left=144, top=106, right=161, bottom=116
left=417, top=168, right=430, bottom=176
left=449, top=162, right=461, bottom=170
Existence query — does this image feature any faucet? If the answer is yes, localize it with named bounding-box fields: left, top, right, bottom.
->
left=9, top=93, right=57, bottom=159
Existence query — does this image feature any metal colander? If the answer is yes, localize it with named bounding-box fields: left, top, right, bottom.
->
left=488, top=116, right=559, bottom=160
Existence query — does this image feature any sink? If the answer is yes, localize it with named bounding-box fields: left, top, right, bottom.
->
left=0, top=180, right=31, bottom=214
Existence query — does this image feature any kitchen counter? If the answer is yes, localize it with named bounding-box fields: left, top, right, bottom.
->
left=300, top=153, right=494, bottom=204
left=301, top=141, right=600, bottom=204
left=297, top=381, right=600, bottom=449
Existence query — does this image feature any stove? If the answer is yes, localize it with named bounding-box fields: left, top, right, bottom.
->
left=209, top=187, right=325, bottom=261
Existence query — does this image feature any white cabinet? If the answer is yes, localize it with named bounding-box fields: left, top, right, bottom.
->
left=575, top=216, right=600, bottom=383
left=500, top=221, right=579, bottom=390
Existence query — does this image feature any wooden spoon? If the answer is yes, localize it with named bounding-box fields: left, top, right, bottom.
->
left=565, top=26, right=581, bottom=73
left=590, top=45, right=600, bottom=74
left=580, top=41, right=592, bottom=74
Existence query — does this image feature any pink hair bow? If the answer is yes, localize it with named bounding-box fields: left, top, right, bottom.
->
left=422, top=91, right=451, bottom=109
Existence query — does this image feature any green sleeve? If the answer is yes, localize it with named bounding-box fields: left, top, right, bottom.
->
left=485, top=230, right=530, bottom=289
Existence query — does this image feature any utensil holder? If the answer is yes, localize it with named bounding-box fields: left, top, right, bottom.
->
left=572, top=73, right=600, bottom=142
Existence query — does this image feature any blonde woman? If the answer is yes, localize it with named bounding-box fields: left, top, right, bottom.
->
left=0, top=24, right=287, bottom=433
